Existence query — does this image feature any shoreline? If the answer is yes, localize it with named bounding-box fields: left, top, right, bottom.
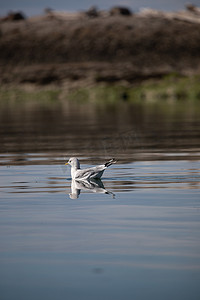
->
left=1, top=74, right=200, bottom=103
left=1, top=7, right=200, bottom=88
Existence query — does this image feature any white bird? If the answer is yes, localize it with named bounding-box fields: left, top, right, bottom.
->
left=65, top=157, right=116, bottom=180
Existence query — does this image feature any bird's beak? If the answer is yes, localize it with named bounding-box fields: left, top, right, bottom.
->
left=65, top=162, right=69, bottom=165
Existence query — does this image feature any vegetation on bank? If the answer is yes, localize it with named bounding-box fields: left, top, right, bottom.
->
left=0, top=88, right=60, bottom=103
left=0, top=75, right=200, bottom=104
left=68, top=75, right=200, bottom=103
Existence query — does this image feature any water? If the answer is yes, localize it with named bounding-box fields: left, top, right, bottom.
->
left=0, top=97, right=200, bottom=300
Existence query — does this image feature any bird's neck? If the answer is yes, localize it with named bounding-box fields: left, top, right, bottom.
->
left=71, top=167, right=79, bottom=179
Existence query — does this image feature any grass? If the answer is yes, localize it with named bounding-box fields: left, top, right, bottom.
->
left=0, top=74, right=200, bottom=104
left=68, top=74, right=200, bottom=103
left=0, top=87, right=60, bottom=103
left=68, top=85, right=129, bottom=104
left=129, top=74, right=200, bottom=102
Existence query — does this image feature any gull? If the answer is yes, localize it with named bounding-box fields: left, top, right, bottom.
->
left=65, top=157, right=116, bottom=180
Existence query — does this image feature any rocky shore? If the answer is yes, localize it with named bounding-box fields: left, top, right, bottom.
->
left=1, top=6, right=200, bottom=88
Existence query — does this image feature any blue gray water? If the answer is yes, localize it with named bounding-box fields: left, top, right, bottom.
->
left=0, top=99, right=200, bottom=300
left=1, top=155, right=200, bottom=300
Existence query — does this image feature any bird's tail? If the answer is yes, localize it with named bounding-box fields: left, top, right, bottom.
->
left=105, top=158, right=116, bottom=168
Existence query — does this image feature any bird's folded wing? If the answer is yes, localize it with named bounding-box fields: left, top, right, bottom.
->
left=75, top=165, right=105, bottom=179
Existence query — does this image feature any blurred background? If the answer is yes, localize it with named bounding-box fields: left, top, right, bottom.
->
left=1, top=0, right=200, bottom=15
left=0, top=0, right=200, bottom=161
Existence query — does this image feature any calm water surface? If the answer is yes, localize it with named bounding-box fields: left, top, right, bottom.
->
left=0, top=98, right=200, bottom=300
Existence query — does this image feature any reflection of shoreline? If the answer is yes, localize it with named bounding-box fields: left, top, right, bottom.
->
left=69, top=178, right=115, bottom=199
left=1, top=91, right=200, bottom=161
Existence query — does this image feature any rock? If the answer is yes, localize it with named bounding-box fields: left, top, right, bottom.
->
left=110, top=6, right=132, bottom=16
left=185, top=4, right=200, bottom=15
left=85, top=6, right=99, bottom=18
left=2, top=11, right=26, bottom=22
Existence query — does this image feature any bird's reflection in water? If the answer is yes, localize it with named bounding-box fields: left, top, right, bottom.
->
left=69, top=178, right=115, bottom=199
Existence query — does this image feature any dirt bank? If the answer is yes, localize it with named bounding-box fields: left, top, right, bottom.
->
left=1, top=8, right=200, bottom=87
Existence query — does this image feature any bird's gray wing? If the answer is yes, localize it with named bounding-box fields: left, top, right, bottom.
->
left=75, top=165, right=106, bottom=180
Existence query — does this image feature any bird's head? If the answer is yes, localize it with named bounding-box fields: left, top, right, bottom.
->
left=65, top=157, right=80, bottom=169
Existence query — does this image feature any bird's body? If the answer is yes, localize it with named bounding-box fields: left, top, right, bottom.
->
left=66, top=157, right=116, bottom=180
